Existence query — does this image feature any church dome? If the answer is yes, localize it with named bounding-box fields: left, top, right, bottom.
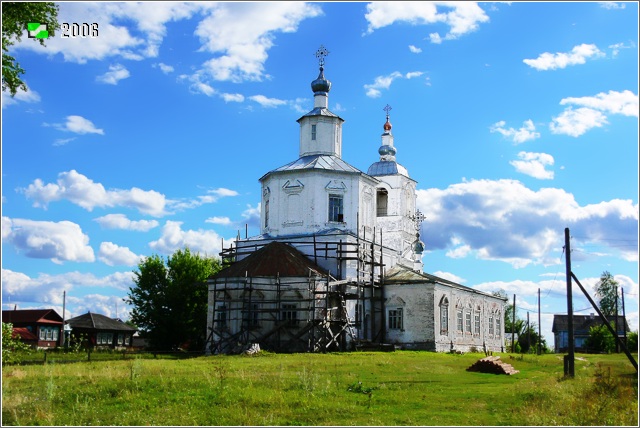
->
left=413, top=239, right=425, bottom=254
left=384, top=118, right=392, bottom=131
left=378, top=144, right=396, bottom=157
left=311, top=66, right=331, bottom=94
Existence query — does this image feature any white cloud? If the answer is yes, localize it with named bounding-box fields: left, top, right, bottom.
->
left=408, top=45, right=422, bottom=53
left=510, top=152, right=555, bottom=180
left=149, top=220, right=226, bottom=255
left=222, top=93, right=245, bottom=102
left=433, top=271, right=467, bottom=284
left=364, top=71, right=423, bottom=98
left=241, top=203, right=261, bottom=230
left=194, top=2, right=322, bottom=82
left=1, top=85, right=41, bottom=109
left=559, top=90, right=638, bottom=118
left=249, top=95, right=288, bottom=108
left=1, top=268, right=134, bottom=309
left=416, top=179, right=638, bottom=268
left=154, top=62, right=175, bottom=74
left=48, top=115, right=105, bottom=135
left=98, top=242, right=143, bottom=266
left=22, top=170, right=168, bottom=217
left=549, top=90, right=638, bottom=137
left=599, top=2, right=626, bottom=9
left=168, top=187, right=239, bottom=211
left=94, top=213, right=159, bottom=231
left=549, top=107, right=608, bottom=137
left=96, top=64, right=130, bottom=85
left=608, top=42, right=634, bottom=57
left=205, top=216, right=233, bottom=226
left=523, top=43, right=605, bottom=71
left=13, top=2, right=204, bottom=63
left=489, top=119, right=540, bottom=144
left=53, top=137, right=77, bottom=147
left=2, top=216, right=95, bottom=264
left=365, top=2, right=490, bottom=42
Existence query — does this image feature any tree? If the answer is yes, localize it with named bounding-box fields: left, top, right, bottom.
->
left=2, top=322, right=31, bottom=365
left=627, top=331, right=638, bottom=353
left=594, top=271, right=620, bottom=317
left=585, top=322, right=616, bottom=354
left=127, top=248, right=223, bottom=351
left=493, top=290, right=525, bottom=340
left=2, top=2, right=60, bottom=96
left=517, top=323, right=549, bottom=354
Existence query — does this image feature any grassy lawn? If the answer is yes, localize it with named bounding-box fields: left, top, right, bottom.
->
left=2, top=351, right=637, bottom=426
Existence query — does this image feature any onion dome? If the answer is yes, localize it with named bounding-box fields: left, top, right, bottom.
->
left=378, top=144, right=397, bottom=157
left=383, top=117, right=392, bottom=132
left=413, top=234, right=425, bottom=254
left=311, top=66, right=331, bottom=94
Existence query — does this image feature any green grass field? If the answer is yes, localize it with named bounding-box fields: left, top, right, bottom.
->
left=2, top=351, right=637, bottom=426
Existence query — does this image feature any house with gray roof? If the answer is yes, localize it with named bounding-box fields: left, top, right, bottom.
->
left=66, top=312, right=136, bottom=349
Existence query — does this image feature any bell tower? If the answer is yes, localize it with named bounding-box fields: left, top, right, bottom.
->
left=297, top=45, right=344, bottom=158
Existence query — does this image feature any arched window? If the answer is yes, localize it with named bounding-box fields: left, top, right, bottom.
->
left=439, top=296, right=449, bottom=335
left=376, top=189, right=388, bottom=217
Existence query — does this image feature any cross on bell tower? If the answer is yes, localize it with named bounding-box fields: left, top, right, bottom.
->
left=315, top=45, right=329, bottom=68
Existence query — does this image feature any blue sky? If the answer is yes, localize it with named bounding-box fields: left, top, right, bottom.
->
left=2, top=1, right=638, bottom=346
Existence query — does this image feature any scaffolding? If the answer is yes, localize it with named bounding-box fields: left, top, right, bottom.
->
left=206, top=234, right=388, bottom=354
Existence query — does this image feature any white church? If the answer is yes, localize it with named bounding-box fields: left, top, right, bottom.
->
left=206, top=47, right=506, bottom=354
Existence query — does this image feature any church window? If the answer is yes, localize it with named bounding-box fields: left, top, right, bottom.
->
left=328, top=194, right=344, bottom=222
left=282, top=304, right=298, bottom=327
left=496, top=312, right=501, bottom=336
left=489, top=314, right=494, bottom=336
left=264, top=199, right=269, bottom=228
left=440, top=300, right=449, bottom=335
left=474, top=311, right=481, bottom=335
left=216, top=305, right=228, bottom=330
left=388, top=308, right=403, bottom=330
left=456, top=310, right=463, bottom=333
left=311, top=124, right=317, bottom=140
left=465, top=311, right=472, bottom=333
left=244, top=303, right=260, bottom=329
left=376, top=189, right=388, bottom=216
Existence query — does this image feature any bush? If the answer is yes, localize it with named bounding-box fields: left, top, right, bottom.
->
left=585, top=323, right=615, bottom=353
left=2, top=322, right=32, bottom=365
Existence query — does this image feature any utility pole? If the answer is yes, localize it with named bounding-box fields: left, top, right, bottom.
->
left=511, top=294, right=516, bottom=353
left=527, top=311, right=530, bottom=354
left=564, top=227, right=575, bottom=377
left=622, top=288, right=627, bottom=348
left=61, top=290, right=66, bottom=347
left=615, top=284, right=619, bottom=353
left=538, top=288, right=542, bottom=355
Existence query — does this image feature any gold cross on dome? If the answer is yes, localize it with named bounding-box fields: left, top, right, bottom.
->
left=315, top=45, right=329, bottom=67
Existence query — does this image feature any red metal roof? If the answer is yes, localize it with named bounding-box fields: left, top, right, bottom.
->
left=12, top=327, right=38, bottom=341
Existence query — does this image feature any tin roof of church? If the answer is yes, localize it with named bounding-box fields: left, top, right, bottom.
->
left=262, top=154, right=365, bottom=179
left=367, top=160, right=409, bottom=177
left=297, top=107, right=344, bottom=121
left=384, top=265, right=507, bottom=300
left=212, top=241, right=329, bottom=279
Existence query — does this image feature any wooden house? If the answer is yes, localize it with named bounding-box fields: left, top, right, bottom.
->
left=66, top=312, right=136, bottom=349
left=552, top=313, right=630, bottom=353
left=2, top=309, right=63, bottom=349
